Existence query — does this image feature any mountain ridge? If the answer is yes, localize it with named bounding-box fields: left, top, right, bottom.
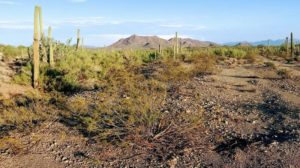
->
left=108, top=35, right=218, bottom=49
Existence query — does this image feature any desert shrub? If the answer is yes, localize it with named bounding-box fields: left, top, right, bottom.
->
left=157, top=59, right=193, bottom=81
left=225, top=48, right=247, bottom=58
left=13, top=62, right=32, bottom=85
left=61, top=69, right=167, bottom=139
left=0, top=45, right=27, bottom=61
left=244, top=49, right=258, bottom=63
left=0, top=137, right=24, bottom=154
left=212, top=47, right=250, bottom=59
left=214, top=48, right=225, bottom=56
left=190, top=55, right=218, bottom=76
left=0, top=95, right=55, bottom=130
left=264, top=62, right=277, bottom=69
left=260, top=46, right=289, bottom=59
left=277, top=69, right=292, bottom=79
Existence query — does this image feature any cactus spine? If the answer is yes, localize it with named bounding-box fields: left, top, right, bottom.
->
left=291, top=32, right=294, bottom=58
left=76, top=29, right=81, bottom=51
left=48, top=26, right=54, bottom=66
left=33, top=6, right=40, bottom=88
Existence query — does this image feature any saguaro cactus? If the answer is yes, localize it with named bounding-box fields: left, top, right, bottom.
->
left=291, top=32, right=294, bottom=58
left=81, top=37, right=84, bottom=50
left=48, top=26, right=54, bottom=66
left=76, top=29, right=81, bottom=51
left=38, top=6, right=47, bottom=62
left=285, top=37, right=289, bottom=56
left=176, top=32, right=179, bottom=54
left=173, top=32, right=179, bottom=59
left=33, top=6, right=40, bottom=88
left=38, top=7, right=43, bottom=38
left=173, top=45, right=176, bottom=60
left=158, top=44, right=161, bottom=54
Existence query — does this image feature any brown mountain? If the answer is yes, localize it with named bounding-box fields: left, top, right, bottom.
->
left=108, top=35, right=218, bottom=49
left=169, top=38, right=218, bottom=48
left=108, top=35, right=169, bottom=50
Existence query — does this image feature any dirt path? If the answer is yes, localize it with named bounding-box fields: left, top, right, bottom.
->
left=259, top=56, right=300, bottom=76
left=0, top=60, right=34, bottom=99
left=212, top=57, right=300, bottom=107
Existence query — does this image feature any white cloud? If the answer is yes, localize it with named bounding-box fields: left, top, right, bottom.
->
left=69, top=0, right=87, bottom=3
left=86, top=34, right=131, bottom=46
left=0, top=0, right=19, bottom=5
left=49, top=17, right=161, bottom=27
left=160, top=24, right=184, bottom=28
left=160, top=24, right=207, bottom=30
left=0, top=20, right=59, bottom=30
left=52, top=17, right=105, bottom=27
left=0, top=21, right=32, bottom=30
left=157, top=34, right=192, bottom=40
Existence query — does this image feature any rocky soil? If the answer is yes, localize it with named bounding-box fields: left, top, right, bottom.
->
left=0, top=57, right=299, bottom=168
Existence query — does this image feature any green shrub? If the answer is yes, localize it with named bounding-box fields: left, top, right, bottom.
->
left=0, top=45, right=26, bottom=61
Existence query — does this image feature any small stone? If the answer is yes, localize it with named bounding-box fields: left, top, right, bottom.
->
left=61, top=156, right=68, bottom=161
left=271, top=141, right=278, bottom=146
left=167, top=157, right=178, bottom=168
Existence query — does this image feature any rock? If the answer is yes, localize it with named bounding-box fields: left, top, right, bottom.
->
left=167, top=157, right=178, bottom=168
left=271, top=141, right=279, bottom=146
left=61, top=156, right=68, bottom=161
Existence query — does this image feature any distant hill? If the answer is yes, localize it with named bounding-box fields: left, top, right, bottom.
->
left=234, top=42, right=253, bottom=47
left=169, top=38, right=218, bottom=48
left=108, top=35, right=169, bottom=50
left=224, top=39, right=299, bottom=46
left=108, top=35, right=218, bottom=49
left=252, top=39, right=286, bottom=46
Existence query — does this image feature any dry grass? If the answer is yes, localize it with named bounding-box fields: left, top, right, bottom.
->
left=0, top=136, right=24, bottom=154
left=264, top=62, right=277, bottom=69
left=277, top=69, right=293, bottom=79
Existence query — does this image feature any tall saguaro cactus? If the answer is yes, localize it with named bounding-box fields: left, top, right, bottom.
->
left=38, top=6, right=47, bottom=62
left=158, top=44, right=161, bottom=55
left=176, top=32, right=179, bottom=54
left=291, top=32, right=294, bottom=58
left=76, top=29, right=81, bottom=51
left=285, top=37, right=289, bottom=56
left=33, top=6, right=40, bottom=88
left=81, top=37, right=84, bottom=50
left=38, top=7, right=44, bottom=38
left=48, top=26, right=54, bottom=66
left=173, top=32, right=179, bottom=60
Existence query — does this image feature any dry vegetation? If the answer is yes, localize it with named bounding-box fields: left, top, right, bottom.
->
left=0, top=42, right=300, bottom=167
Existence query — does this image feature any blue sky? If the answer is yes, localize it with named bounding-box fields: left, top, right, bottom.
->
left=0, top=0, right=299, bottom=46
